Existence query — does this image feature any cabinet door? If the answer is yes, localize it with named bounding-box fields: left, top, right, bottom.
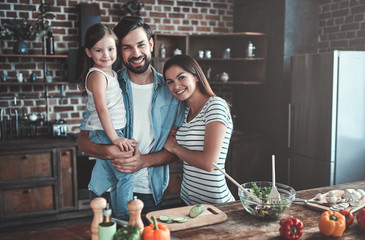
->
left=1, top=185, right=55, bottom=217
left=0, top=151, right=54, bottom=182
left=162, top=160, right=183, bottom=208
left=58, top=147, right=78, bottom=210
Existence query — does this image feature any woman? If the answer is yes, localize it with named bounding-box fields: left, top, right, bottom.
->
left=163, top=54, right=235, bottom=205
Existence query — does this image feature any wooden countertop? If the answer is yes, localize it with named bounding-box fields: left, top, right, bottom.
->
left=1, top=181, right=365, bottom=239
left=0, top=135, right=78, bottom=152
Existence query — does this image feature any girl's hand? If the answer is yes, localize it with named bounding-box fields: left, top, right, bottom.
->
left=163, top=135, right=178, bottom=153
left=113, top=137, right=137, bottom=152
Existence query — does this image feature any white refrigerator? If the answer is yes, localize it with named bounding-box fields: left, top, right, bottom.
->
left=289, top=51, right=365, bottom=190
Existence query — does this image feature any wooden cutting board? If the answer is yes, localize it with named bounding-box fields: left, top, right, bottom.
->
left=305, top=190, right=365, bottom=213
left=146, top=204, right=227, bottom=232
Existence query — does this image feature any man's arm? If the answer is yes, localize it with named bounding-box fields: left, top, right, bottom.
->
left=77, top=130, right=133, bottom=159
left=112, top=145, right=179, bottom=173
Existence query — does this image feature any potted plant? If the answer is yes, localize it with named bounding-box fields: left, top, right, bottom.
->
left=120, top=0, right=144, bottom=16
left=0, top=18, right=41, bottom=54
left=0, top=2, right=54, bottom=54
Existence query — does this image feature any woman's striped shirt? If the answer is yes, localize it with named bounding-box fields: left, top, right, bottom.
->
left=177, top=96, right=235, bottom=205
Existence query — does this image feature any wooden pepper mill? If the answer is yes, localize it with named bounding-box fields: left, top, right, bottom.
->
left=90, top=197, right=107, bottom=240
left=127, top=196, right=144, bottom=233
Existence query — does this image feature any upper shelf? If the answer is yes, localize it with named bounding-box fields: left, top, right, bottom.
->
left=0, top=54, right=68, bottom=58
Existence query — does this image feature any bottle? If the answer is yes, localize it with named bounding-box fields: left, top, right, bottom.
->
left=98, top=203, right=116, bottom=240
left=46, top=30, right=55, bottom=55
left=159, top=44, right=166, bottom=58
left=246, top=41, right=255, bottom=58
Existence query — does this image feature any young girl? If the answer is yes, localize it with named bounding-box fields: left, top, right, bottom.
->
left=163, top=55, right=235, bottom=205
left=80, top=23, right=136, bottom=217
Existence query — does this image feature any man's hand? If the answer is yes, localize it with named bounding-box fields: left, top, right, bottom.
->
left=112, top=145, right=146, bottom=173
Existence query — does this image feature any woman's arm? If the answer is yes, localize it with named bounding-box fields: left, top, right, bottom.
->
left=112, top=145, right=179, bottom=173
left=164, top=121, right=227, bottom=172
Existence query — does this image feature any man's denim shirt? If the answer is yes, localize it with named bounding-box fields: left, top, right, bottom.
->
left=80, top=66, right=185, bottom=205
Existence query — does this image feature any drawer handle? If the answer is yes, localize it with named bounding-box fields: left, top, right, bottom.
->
left=22, top=155, right=29, bottom=160
left=23, top=189, right=31, bottom=194
left=62, top=152, right=68, bottom=156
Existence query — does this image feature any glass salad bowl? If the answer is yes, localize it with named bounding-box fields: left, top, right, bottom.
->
left=238, top=181, right=296, bottom=219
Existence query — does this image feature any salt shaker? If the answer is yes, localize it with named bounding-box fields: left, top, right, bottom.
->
left=127, top=196, right=144, bottom=233
left=90, top=197, right=107, bottom=240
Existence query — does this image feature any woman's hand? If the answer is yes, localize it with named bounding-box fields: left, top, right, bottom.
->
left=163, top=135, right=178, bottom=153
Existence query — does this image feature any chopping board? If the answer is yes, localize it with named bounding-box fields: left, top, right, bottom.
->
left=305, top=190, right=365, bottom=213
left=146, top=204, right=227, bottom=232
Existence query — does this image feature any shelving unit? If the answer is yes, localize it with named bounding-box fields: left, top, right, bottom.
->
left=152, top=32, right=268, bottom=84
left=0, top=54, right=69, bottom=121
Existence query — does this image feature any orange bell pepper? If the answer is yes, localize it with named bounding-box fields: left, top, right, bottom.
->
left=142, top=216, right=170, bottom=240
left=318, top=210, right=346, bottom=237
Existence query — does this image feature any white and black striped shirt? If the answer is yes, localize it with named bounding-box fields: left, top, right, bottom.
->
left=177, top=96, right=235, bottom=205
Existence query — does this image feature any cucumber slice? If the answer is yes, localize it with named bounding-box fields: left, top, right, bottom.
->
left=189, top=204, right=205, bottom=218
left=159, top=215, right=170, bottom=222
left=172, top=217, right=189, bottom=223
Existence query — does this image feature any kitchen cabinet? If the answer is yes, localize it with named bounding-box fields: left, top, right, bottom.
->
left=0, top=137, right=84, bottom=231
left=152, top=32, right=267, bottom=85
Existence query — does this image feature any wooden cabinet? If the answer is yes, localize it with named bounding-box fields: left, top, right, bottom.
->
left=152, top=32, right=267, bottom=84
left=152, top=33, right=188, bottom=73
left=162, top=160, right=184, bottom=208
left=0, top=140, right=79, bottom=229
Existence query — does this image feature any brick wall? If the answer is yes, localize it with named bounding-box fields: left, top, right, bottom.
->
left=0, top=0, right=233, bottom=135
left=319, top=0, right=365, bottom=52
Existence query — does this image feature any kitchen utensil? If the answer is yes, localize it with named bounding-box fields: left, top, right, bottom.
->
left=212, top=162, right=262, bottom=203
left=146, top=204, right=227, bottom=232
left=268, top=155, right=281, bottom=204
left=238, top=181, right=296, bottom=219
left=294, top=198, right=333, bottom=206
left=111, top=218, right=128, bottom=227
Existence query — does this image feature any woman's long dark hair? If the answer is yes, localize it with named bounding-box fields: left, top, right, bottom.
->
left=163, top=54, right=215, bottom=97
left=79, top=23, right=119, bottom=92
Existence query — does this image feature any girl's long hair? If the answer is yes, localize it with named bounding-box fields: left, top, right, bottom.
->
left=163, top=54, right=215, bottom=97
left=79, top=23, right=119, bottom=92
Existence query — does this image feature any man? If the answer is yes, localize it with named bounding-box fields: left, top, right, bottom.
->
left=77, top=16, right=184, bottom=216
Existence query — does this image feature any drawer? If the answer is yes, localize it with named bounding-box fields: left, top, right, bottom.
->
left=0, top=152, right=53, bottom=181
left=1, top=185, right=55, bottom=216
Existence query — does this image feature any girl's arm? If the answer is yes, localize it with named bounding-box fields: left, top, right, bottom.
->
left=164, top=121, right=227, bottom=172
left=87, top=72, right=126, bottom=147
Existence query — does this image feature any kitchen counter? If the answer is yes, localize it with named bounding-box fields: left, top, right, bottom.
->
left=0, top=135, right=78, bottom=152
left=1, top=181, right=365, bottom=239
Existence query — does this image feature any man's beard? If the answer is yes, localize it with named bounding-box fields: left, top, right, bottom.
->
left=123, top=54, right=151, bottom=74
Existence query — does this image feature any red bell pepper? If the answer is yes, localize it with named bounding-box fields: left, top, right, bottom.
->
left=357, top=208, right=365, bottom=231
left=279, top=217, right=303, bottom=240
left=339, top=209, right=354, bottom=227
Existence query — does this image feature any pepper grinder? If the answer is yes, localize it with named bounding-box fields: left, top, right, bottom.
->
left=98, top=203, right=116, bottom=240
left=127, top=196, right=144, bottom=233
left=90, top=197, right=107, bottom=240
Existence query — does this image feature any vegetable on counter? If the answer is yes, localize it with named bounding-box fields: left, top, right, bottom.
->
left=114, top=225, right=141, bottom=240
left=339, top=210, right=354, bottom=227
left=279, top=217, right=303, bottom=240
left=142, top=216, right=170, bottom=240
left=318, top=210, right=346, bottom=237
left=189, top=204, right=205, bottom=218
left=357, top=208, right=365, bottom=231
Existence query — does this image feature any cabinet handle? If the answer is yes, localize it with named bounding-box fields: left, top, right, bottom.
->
left=23, top=189, right=31, bottom=194
left=61, top=151, right=68, bottom=156
left=22, top=155, right=29, bottom=160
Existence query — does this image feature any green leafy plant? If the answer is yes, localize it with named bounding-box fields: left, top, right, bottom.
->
left=120, top=0, right=144, bottom=16
left=0, top=2, right=55, bottom=40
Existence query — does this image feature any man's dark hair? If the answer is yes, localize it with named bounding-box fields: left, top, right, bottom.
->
left=113, top=16, right=153, bottom=41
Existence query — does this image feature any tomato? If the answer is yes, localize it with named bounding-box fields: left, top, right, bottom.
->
left=339, top=210, right=354, bottom=227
